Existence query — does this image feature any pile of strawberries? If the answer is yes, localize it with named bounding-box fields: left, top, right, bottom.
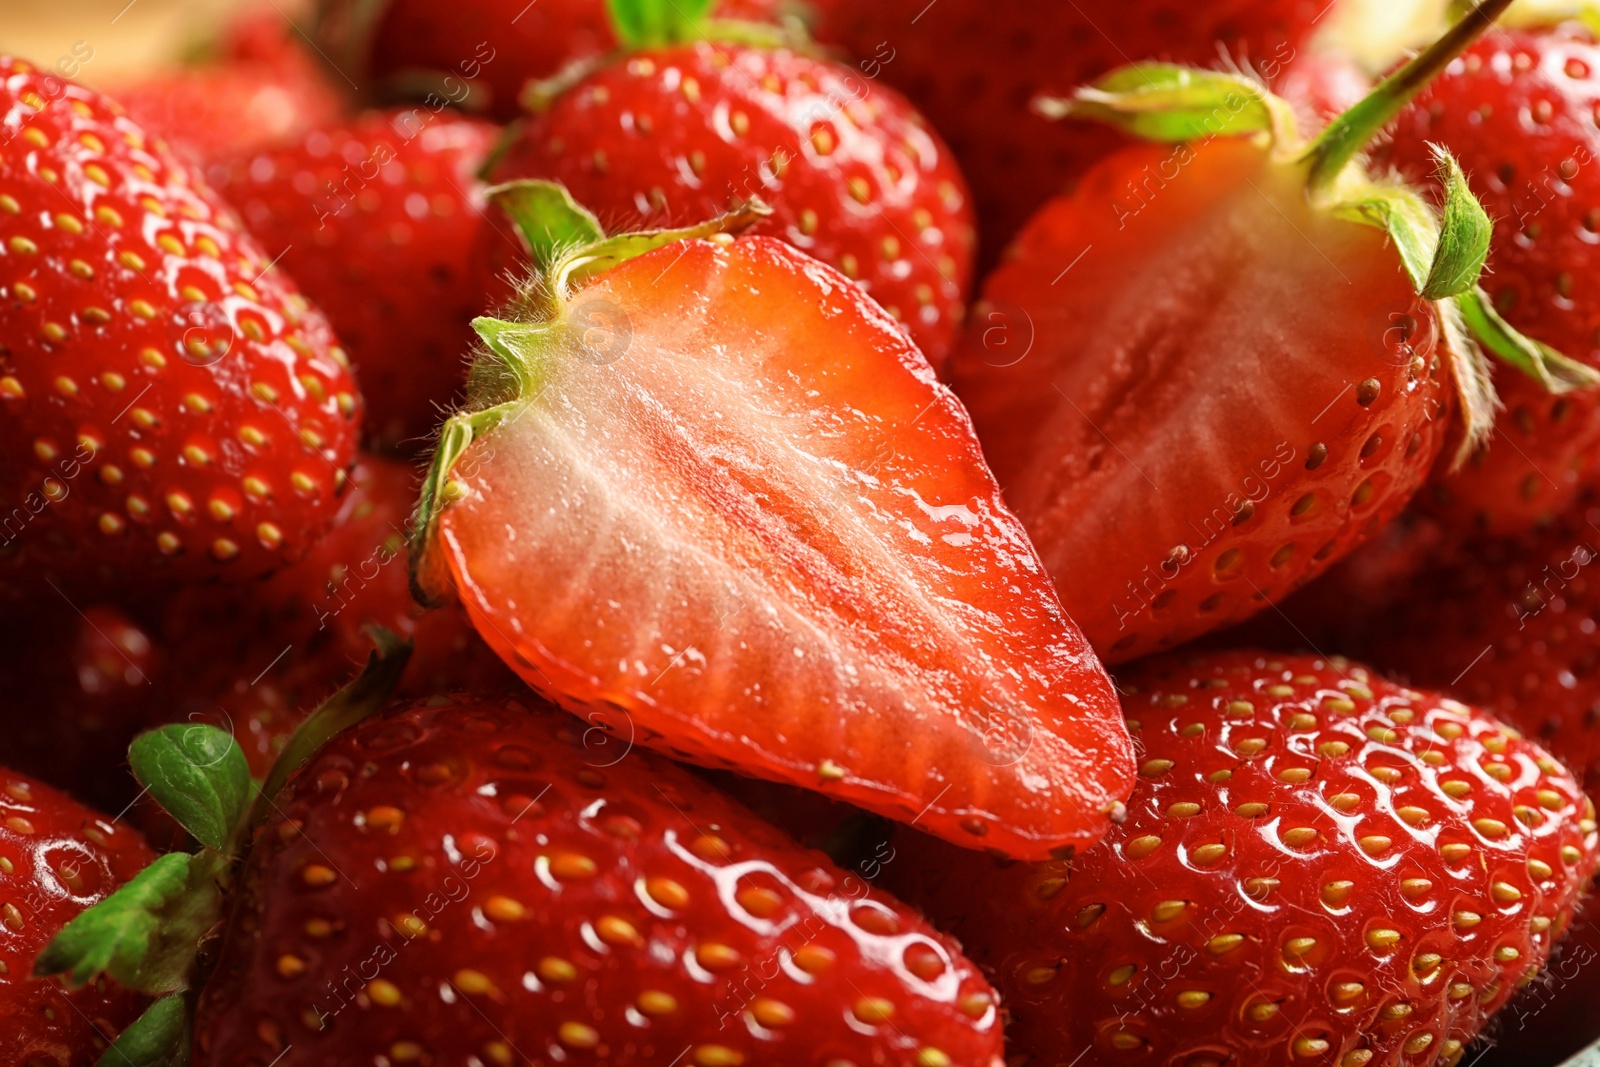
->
left=4, top=0, right=1600, bottom=1064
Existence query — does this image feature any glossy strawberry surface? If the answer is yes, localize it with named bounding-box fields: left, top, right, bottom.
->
left=807, top=0, right=1323, bottom=265
left=1382, top=27, right=1600, bottom=534
left=0, top=57, right=362, bottom=593
left=216, top=109, right=515, bottom=449
left=892, top=650, right=1600, bottom=1067
left=0, top=768, right=153, bottom=1066
left=950, top=137, right=1452, bottom=664
left=495, top=42, right=976, bottom=368
left=1270, top=503, right=1600, bottom=795
left=193, top=694, right=1005, bottom=1067
left=434, top=234, right=1132, bottom=859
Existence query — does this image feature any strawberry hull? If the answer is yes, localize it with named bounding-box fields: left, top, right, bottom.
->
left=428, top=231, right=1135, bottom=860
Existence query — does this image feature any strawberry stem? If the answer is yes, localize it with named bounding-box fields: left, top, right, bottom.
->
left=1305, top=0, right=1515, bottom=192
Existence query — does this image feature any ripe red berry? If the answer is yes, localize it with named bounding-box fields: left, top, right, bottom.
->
left=892, top=650, right=1600, bottom=1066
left=314, top=0, right=782, bottom=120
left=215, top=109, right=517, bottom=448
left=0, top=57, right=362, bottom=593
left=495, top=40, right=976, bottom=368
left=1383, top=27, right=1600, bottom=534
left=0, top=768, right=153, bottom=1065
left=192, top=694, right=1006, bottom=1067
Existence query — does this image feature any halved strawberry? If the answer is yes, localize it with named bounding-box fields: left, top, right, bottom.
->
left=891, top=650, right=1600, bottom=1066
left=948, top=2, right=1587, bottom=663
left=410, top=183, right=1133, bottom=859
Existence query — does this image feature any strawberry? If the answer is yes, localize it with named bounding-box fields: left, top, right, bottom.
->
left=806, top=0, right=1324, bottom=265
left=39, top=675, right=1006, bottom=1067
left=106, top=12, right=347, bottom=171
left=0, top=767, right=153, bottom=1065
left=0, top=57, right=363, bottom=593
left=408, top=183, right=1133, bottom=859
left=213, top=109, right=517, bottom=449
left=163, top=454, right=516, bottom=777
left=1271, top=503, right=1600, bottom=794
left=947, top=3, right=1582, bottom=664
left=891, top=650, right=1600, bottom=1067
left=191, top=693, right=1005, bottom=1066
left=313, top=0, right=780, bottom=120
left=492, top=3, right=977, bottom=369
left=1379, top=23, right=1600, bottom=535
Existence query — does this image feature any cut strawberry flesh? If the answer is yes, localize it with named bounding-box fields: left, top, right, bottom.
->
left=439, top=235, right=1132, bottom=859
left=951, top=138, right=1452, bottom=662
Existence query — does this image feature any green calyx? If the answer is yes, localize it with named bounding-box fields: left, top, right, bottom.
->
left=408, top=179, right=770, bottom=607
left=1035, top=65, right=1299, bottom=146
left=521, top=0, right=797, bottom=111
left=35, top=632, right=412, bottom=1067
left=1038, top=0, right=1598, bottom=463
left=606, top=0, right=715, bottom=46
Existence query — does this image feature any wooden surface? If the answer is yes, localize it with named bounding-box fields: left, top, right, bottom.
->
left=0, top=0, right=311, bottom=80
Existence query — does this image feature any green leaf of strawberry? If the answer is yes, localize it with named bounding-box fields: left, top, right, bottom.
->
left=1421, top=148, right=1492, bottom=299
left=1457, top=285, right=1600, bottom=390
left=95, top=993, right=191, bottom=1067
left=605, top=0, right=716, bottom=46
left=36, top=629, right=412, bottom=1030
left=127, top=725, right=250, bottom=854
left=1037, top=65, right=1296, bottom=143
left=484, top=179, right=605, bottom=272
left=35, top=851, right=221, bottom=994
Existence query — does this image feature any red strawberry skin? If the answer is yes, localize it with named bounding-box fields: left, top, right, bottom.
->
left=0, top=57, right=362, bottom=592
left=315, top=0, right=781, bottom=121
left=193, top=694, right=1005, bottom=1067
left=1381, top=27, right=1600, bottom=534
left=495, top=42, right=976, bottom=368
left=215, top=109, right=516, bottom=449
left=164, top=455, right=516, bottom=777
left=1275, top=504, right=1600, bottom=795
left=891, top=650, right=1600, bottom=1066
left=807, top=0, right=1323, bottom=265
left=949, top=137, right=1452, bottom=664
left=0, top=768, right=153, bottom=1065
